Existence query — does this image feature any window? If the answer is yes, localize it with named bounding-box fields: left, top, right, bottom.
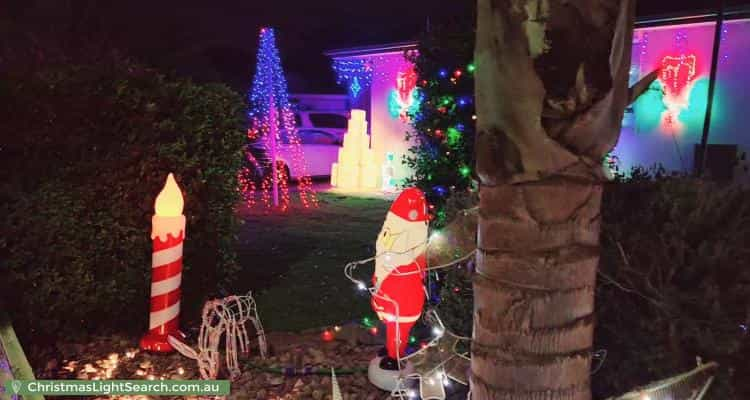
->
left=309, top=113, right=348, bottom=129
left=294, top=113, right=302, bottom=127
left=298, top=129, right=340, bottom=145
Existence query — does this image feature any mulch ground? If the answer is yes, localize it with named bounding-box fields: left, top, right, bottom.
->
left=38, top=327, right=392, bottom=400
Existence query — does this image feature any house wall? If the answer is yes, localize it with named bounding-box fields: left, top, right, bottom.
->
left=614, top=22, right=717, bottom=173
left=613, top=18, right=750, bottom=173
left=290, top=94, right=349, bottom=112
left=708, top=18, right=750, bottom=156
left=369, top=52, right=417, bottom=184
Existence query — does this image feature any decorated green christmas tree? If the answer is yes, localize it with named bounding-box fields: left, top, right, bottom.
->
left=404, top=20, right=476, bottom=335
left=404, top=21, right=476, bottom=228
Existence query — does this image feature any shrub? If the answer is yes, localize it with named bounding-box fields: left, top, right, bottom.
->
left=594, top=172, right=750, bottom=398
left=0, top=55, right=246, bottom=343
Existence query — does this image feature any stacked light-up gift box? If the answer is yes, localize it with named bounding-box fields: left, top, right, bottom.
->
left=330, top=109, right=379, bottom=189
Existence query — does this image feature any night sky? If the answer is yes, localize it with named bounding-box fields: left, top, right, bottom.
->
left=6, top=0, right=750, bottom=94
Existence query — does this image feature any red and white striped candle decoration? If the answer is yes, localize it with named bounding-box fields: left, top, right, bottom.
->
left=140, top=173, right=186, bottom=353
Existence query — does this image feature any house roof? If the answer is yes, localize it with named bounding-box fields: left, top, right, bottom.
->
left=636, top=4, right=750, bottom=27
left=325, top=6, right=750, bottom=58
left=324, top=41, right=418, bottom=59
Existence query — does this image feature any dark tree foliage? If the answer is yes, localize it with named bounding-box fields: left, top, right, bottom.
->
left=594, top=168, right=750, bottom=399
left=0, top=29, right=246, bottom=349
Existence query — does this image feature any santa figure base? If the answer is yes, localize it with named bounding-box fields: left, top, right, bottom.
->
left=368, top=356, right=413, bottom=391
left=139, top=331, right=186, bottom=353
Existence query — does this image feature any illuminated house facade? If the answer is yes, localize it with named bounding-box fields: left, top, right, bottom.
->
left=326, top=42, right=419, bottom=185
left=618, top=8, right=750, bottom=176
left=328, top=8, right=750, bottom=181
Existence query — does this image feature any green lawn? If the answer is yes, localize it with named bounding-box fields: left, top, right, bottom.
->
left=236, top=190, right=392, bottom=332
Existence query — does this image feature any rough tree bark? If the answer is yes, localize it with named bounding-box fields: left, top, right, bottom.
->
left=471, top=1, right=652, bottom=399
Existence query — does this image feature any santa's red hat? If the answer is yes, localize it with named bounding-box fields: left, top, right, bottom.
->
left=389, top=188, right=428, bottom=222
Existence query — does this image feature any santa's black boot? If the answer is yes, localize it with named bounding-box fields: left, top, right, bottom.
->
left=379, top=356, right=399, bottom=371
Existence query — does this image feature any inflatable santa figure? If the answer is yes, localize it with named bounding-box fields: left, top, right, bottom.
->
left=369, top=188, right=429, bottom=389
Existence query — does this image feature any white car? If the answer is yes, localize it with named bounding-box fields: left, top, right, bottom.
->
left=294, top=111, right=348, bottom=141
left=276, top=128, right=342, bottom=179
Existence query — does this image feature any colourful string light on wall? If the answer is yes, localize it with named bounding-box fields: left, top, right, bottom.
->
left=388, top=67, right=420, bottom=121
left=659, top=51, right=698, bottom=133
left=333, top=54, right=420, bottom=102
left=332, top=59, right=374, bottom=83
left=720, top=25, right=729, bottom=64
left=350, top=76, right=362, bottom=98
left=630, top=27, right=712, bottom=136
left=332, top=59, right=373, bottom=100
left=661, top=54, right=697, bottom=96
left=244, top=27, right=317, bottom=210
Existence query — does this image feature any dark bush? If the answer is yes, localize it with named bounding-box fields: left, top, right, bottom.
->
left=436, top=169, right=750, bottom=398
left=594, top=171, right=750, bottom=399
left=0, top=55, right=246, bottom=344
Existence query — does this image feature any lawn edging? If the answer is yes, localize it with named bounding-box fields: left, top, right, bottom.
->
left=0, top=311, right=43, bottom=400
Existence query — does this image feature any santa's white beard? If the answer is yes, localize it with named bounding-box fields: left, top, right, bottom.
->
left=374, top=212, right=428, bottom=284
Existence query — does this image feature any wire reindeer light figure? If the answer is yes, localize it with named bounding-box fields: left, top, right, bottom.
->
left=168, top=292, right=267, bottom=380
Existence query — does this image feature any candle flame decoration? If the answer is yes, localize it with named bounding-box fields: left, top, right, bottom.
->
left=154, top=173, right=184, bottom=217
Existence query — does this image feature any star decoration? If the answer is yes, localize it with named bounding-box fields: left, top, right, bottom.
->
left=392, top=310, right=471, bottom=400
left=410, top=329, right=469, bottom=385
left=350, top=76, right=362, bottom=99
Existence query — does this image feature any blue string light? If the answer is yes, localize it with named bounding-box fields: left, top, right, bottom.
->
left=245, top=27, right=317, bottom=209
left=248, top=27, right=296, bottom=137
left=349, top=76, right=362, bottom=98
left=332, top=59, right=373, bottom=100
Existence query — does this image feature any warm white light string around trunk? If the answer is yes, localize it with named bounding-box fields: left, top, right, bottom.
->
left=605, top=360, right=718, bottom=400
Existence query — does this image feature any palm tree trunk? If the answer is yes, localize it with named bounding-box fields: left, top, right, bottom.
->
left=472, top=1, right=638, bottom=399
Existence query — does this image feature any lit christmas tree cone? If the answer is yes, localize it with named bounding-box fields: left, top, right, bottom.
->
left=140, top=173, right=187, bottom=352
left=369, top=188, right=428, bottom=390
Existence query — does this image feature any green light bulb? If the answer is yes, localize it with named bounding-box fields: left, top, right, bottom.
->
left=446, top=127, right=462, bottom=146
